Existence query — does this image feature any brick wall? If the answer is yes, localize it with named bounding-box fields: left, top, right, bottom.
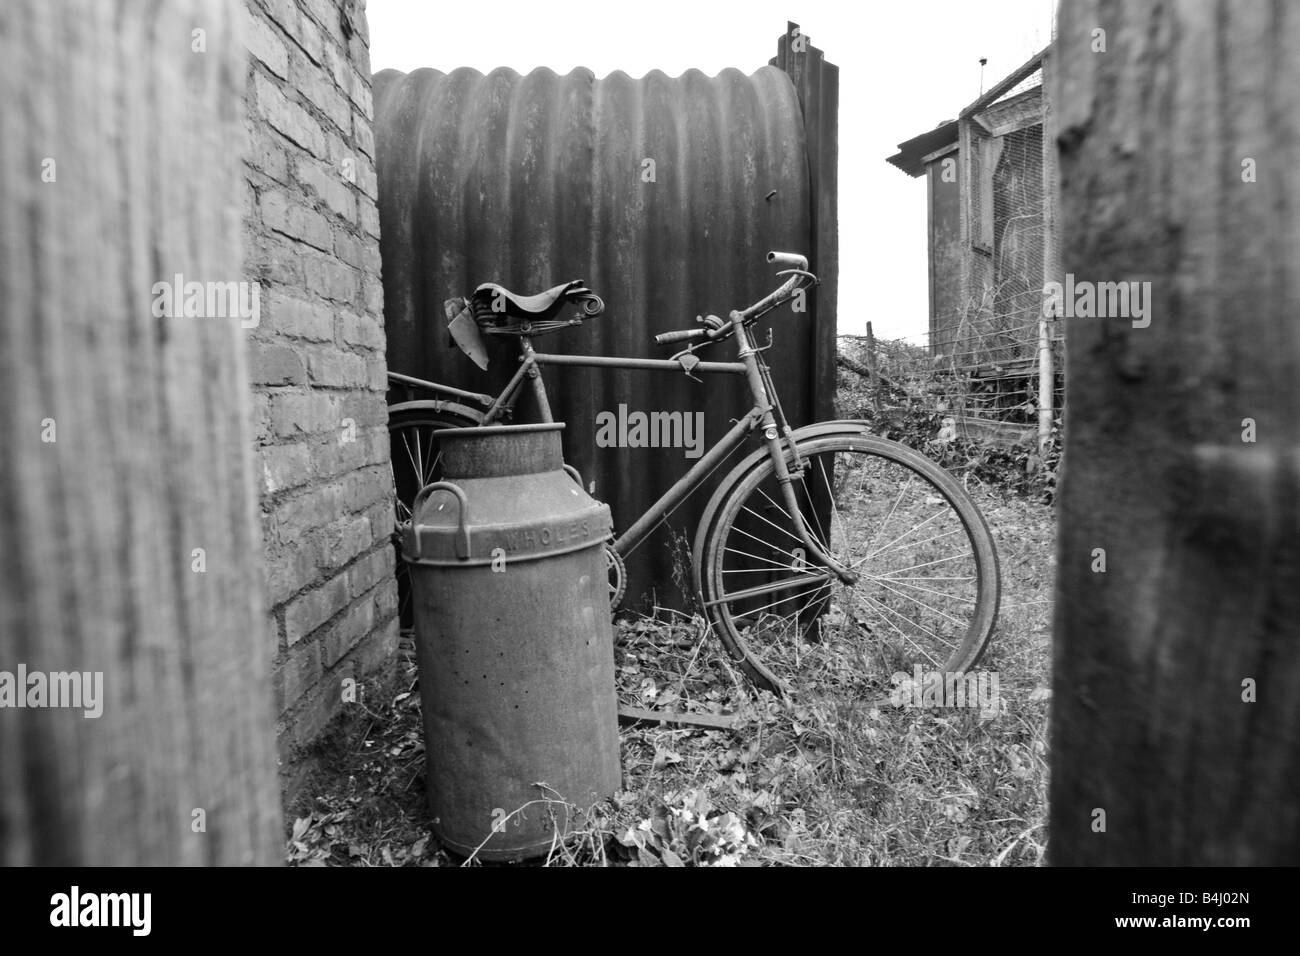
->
left=239, top=0, right=396, bottom=782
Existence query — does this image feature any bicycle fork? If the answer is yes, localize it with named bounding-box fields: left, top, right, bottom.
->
left=733, top=316, right=858, bottom=588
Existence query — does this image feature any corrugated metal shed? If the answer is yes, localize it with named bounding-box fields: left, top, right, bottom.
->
left=374, top=26, right=837, bottom=608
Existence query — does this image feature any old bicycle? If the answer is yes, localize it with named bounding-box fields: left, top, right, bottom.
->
left=387, top=253, right=1000, bottom=698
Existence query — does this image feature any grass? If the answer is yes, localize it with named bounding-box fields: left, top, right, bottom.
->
left=285, top=481, right=1053, bottom=867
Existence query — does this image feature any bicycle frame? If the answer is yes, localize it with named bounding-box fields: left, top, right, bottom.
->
left=467, top=322, right=854, bottom=584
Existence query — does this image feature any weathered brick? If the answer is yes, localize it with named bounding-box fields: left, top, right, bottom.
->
left=306, top=345, right=367, bottom=388
left=265, top=535, right=319, bottom=606
left=270, top=389, right=341, bottom=437
left=250, top=391, right=272, bottom=443
left=352, top=109, right=374, bottom=158
left=245, top=0, right=398, bottom=772
left=348, top=66, right=373, bottom=117
left=301, top=253, right=360, bottom=305
left=277, top=640, right=322, bottom=712
left=322, top=596, right=375, bottom=667
left=354, top=152, right=377, bottom=201
left=347, top=617, right=400, bottom=680
left=254, top=71, right=325, bottom=159
left=297, top=59, right=351, bottom=132
left=259, top=237, right=303, bottom=286
left=244, top=9, right=288, bottom=78
left=291, top=9, right=325, bottom=64
left=268, top=290, right=334, bottom=341
left=260, top=190, right=333, bottom=252
left=362, top=274, right=383, bottom=315
left=272, top=483, right=335, bottom=542
left=296, top=156, right=356, bottom=221
left=259, top=440, right=313, bottom=495
left=261, top=193, right=332, bottom=253
left=284, top=572, right=350, bottom=645
left=246, top=126, right=289, bottom=182
left=373, top=579, right=398, bottom=621
left=249, top=343, right=306, bottom=385
left=339, top=312, right=383, bottom=350
left=347, top=34, right=371, bottom=88
left=332, top=230, right=364, bottom=270
left=346, top=545, right=394, bottom=599
left=347, top=1, right=369, bottom=46
left=344, top=466, right=390, bottom=513
left=363, top=501, right=392, bottom=547
left=259, top=0, right=300, bottom=35
left=287, top=679, right=341, bottom=751
left=301, top=0, right=340, bottom=34
left=365, top=353, right=387, bottom=391
left=359, top=197, right=380, bottom=239
left=320, top=515, right=371, bottom=569
left=339, top=394, right=389, bottom=428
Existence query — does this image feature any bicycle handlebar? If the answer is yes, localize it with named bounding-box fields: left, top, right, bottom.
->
left=766, top=251, right=808, bottom=270
left=653, top=251, right=816, bottom=347
left=654, top=327, right=711, bottom=345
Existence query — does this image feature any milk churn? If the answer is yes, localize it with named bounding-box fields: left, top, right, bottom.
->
left=400, top=423, right=621, bottom=860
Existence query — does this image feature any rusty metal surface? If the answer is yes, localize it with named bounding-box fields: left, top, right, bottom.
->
left=402, top=424, right=620, bottom=861
left=617, top=705, right=739, bottom=732
left=374, top=29, right=838, bottom=609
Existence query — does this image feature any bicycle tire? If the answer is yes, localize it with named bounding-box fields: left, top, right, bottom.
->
left=696, top=425, right=1000, bottom=701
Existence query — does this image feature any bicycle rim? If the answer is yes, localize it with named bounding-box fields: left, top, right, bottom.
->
left=700, top=431, right=1000, bottom=702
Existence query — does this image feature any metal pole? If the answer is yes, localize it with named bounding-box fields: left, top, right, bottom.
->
left=1037, top=317, right=1053, bottom=457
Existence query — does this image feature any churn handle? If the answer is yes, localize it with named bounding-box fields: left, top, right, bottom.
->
left=411, top=481, right=471, bottom=559
left=562, top=464, right=583, bottom=486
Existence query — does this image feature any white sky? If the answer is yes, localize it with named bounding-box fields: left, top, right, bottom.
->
left=368, top=0, right=1056, bottom=341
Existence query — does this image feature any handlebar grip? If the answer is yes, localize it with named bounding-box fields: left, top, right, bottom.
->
left=655, top=328, right=709, bottom=345
left=767, top=251, right=808, bottom=271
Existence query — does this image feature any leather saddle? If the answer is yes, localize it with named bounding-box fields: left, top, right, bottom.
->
left=470, top=279, right=592, bottom=321
left=444, top=280, right=604, bottom=371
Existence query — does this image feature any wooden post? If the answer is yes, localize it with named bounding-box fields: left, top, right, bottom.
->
left=1050, top=0, right=1300, bottom=864
left=865, top=321, right=882, bottom=415
left=1038, top=49, right=1058, bottom=460
left=0, top=0, right=282, bottom=864
left=1036, top=317, right=1054, bottom=457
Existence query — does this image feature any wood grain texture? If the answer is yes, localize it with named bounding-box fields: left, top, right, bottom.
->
left=0, top=0, right=281, bottom=864
left=1050, top=0, right=1300, bottom=864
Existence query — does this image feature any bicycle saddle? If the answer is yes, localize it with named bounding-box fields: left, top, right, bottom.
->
left=471, top=280, right=594, bottom=321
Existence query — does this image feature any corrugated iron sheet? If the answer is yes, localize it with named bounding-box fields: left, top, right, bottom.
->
left=374, top=40, right=837, bottom=608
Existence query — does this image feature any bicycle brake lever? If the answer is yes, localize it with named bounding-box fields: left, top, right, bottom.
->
left=775, top=268, right=819, bottom=286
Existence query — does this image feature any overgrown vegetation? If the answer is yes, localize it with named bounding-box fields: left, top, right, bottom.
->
left=836, top=335, right=1062, bottom=502
left=286, top=345, right=1056, bottom=866
left=287, top=487, right=1053, bottom=867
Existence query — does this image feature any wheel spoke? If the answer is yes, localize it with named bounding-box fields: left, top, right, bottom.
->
left=702, top=435, right=998, bottom=689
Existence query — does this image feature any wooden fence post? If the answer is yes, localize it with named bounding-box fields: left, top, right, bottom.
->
left=0, top=0, right=282, bottom=864
left=1050, top=0, right=1300, bottom=864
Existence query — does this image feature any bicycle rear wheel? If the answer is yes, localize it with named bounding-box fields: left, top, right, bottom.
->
left=388, top=405, right=480, bottom=628
left=696, top=427, right=1000, bottom=702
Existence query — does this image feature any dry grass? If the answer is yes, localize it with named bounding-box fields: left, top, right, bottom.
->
left=285, top=483, right=1053, bottom=867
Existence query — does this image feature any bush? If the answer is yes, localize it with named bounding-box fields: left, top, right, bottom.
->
left=834, top=337, right=1061, bottom=502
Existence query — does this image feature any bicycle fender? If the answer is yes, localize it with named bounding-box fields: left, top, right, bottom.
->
left=386, top=400, right=483, bottom=426
left=690, top=420, right=877, bottom=594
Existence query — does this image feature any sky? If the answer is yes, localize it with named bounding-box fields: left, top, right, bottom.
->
left=367, top=0, right=1056, bottom=341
